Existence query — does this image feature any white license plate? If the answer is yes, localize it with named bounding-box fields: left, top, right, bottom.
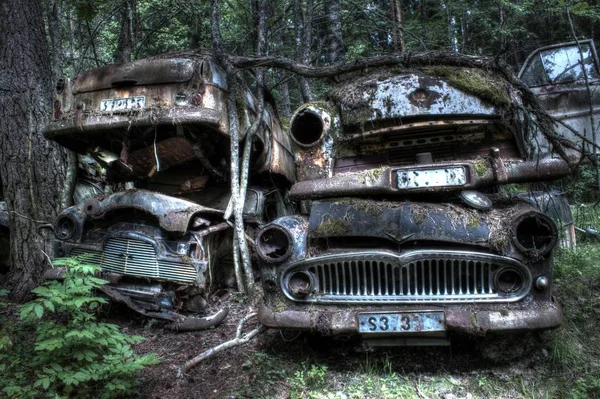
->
left=358, top=312, right=445, bottom=334
left=397, top=166, right=466, bottom=189
left=100, top=96, right=145, bottom=112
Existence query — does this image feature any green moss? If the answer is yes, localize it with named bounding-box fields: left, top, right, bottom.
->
left=412, top=207, right=427, bottom=225
left=501, top=183, right=530, bottom=194
left=427, top=66, right=511, bottom=108
left=473, top=159, right=490, bottom=177
left=314, top=220, right=351, bottom=236
left=467, top=215, right=481, bottom=228
left=359, top=167, right=385, bottom=184
left=471, top=312, right=478, bottom=329
left=351, top=200, right=384, bottom=217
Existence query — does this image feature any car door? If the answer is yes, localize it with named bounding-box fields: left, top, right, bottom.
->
left=519, top=40, right=600, bottom=157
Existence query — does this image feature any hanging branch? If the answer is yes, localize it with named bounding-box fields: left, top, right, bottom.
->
left=211, top=0, right=254, bottom=294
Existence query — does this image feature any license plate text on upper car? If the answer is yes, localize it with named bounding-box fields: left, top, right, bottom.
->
left=358, top=312, right=446, bottom=334
left=100, top=96, right=145, bottom=112
left=397, top=166, right=467, bottom=189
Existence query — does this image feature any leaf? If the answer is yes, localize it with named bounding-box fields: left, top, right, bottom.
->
left=43, top=300, right=55, bottom=313
left=34, top=304, right=44, bottom=319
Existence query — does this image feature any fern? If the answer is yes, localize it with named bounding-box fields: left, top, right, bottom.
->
left=1, top=255, right=159, bottom=398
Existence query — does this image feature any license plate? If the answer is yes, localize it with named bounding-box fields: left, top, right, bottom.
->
left=358, top=312, right=445, bottom=334
left=397, top=167, right=466, bottom=189
left=100, top=96, right=145, bottom=112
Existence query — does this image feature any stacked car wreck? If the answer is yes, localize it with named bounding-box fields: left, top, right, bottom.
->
left=44, top=51, right=295, bottom=327
left=255, top=64, right=569, bottom=344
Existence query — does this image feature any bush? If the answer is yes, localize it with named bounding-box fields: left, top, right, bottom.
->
left=0, top=256, right=159, bottom=398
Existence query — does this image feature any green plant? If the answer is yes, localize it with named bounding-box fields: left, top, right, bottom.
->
left=290, top=362, right=329, bottom=399
left=0, top=256, right=158, bottom=398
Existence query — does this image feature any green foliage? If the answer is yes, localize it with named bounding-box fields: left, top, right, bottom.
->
left=549, top=244, right=600, bottom=398
left=290, top=362, right=329, bottom=399
left=565, top=164, right=600, bottom=203
left=0, top=256, right=159, bottom=399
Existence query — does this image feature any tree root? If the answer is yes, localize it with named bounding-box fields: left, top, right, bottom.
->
left=178, top=312, right=266, bottom=376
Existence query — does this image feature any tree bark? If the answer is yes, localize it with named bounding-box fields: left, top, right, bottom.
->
left=393, top=0, right=405, bottom=52
left=293, top=0, right=312, bottom=102
left=273, top=15, right=291, bottom=116
left=324, top=0, right=344, bottom=63
left=44, top=0, right=62, bottom=82
left=115, top=0, right=135, bottom=63
left=0, top=0, right=70, bottom=300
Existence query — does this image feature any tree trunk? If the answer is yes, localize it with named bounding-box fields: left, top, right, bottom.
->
left=293, top=0, right=312, bottom=102
left=324, top=0, right=344, bottom=63
left=115, top=0, right=135, bottom=63
left=0, top=0, right=70, bottom=300
left=393, top=0, right=405, bottom=52
left=273, top=11, right=291, bottom=116
left=44, top=0, right=63, bottom=82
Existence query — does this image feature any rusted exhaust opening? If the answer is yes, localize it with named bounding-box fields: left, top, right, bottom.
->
left=290, top=108, right=324, bottom=147
left=512, top=212, right=557, bottom=256
left=256, top=225, right=292, bottom=262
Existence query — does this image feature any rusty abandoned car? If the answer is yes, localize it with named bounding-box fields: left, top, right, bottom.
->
left=519, top=39, right=600, bottom=155
left=255, top=63, right=570, bottom=345
left=44, top=51, right=295, bottom=328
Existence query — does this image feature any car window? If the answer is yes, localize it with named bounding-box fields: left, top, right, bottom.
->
left=521, top=54, right=549, bottom=87
left=540, top=43, right=599, bottom=84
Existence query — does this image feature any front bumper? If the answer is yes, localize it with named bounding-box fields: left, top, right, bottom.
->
left=258, top=300, right=563, bottom=335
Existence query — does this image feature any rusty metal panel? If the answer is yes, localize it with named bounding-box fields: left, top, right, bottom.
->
left=115, top=136, right=197, bottom=178
left=329, top=71, right=503, bottom=130
left=73, top=58, right=196, bottom=94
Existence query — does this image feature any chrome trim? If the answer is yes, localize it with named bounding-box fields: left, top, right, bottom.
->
left=71, top=237, right=199, bottom=284
left=280, top=250, right=531, bottom=304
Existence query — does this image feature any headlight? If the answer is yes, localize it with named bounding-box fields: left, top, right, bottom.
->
left=256, top=225, right=292, bottom=263
left=55, top=214, right=76, bottom=240
left=494, top=267, right=525, bottom=294
left=290, top=106, right=330, bottom=147
left=287, top=270, right=313, bottom=298
left=512, top=212, right=557, bottom=256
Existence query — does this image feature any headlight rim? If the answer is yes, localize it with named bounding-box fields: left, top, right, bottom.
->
left=256, top=224, right=293, bottom=264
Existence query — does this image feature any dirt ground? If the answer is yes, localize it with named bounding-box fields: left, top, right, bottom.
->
left=112, top=298, right=553, bottom=399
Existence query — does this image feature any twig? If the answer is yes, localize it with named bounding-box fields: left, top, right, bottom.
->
left=178, top=313, right=266, bottom=376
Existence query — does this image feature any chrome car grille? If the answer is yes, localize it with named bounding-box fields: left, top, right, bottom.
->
left=281, top=251, right=530, bottom=304
left=70, top=237, right=198, bottom=283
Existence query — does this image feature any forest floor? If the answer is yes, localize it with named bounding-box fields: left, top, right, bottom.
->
left=121, top=242, right=600, bottom=399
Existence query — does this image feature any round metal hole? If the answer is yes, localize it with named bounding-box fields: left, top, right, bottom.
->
left=256, top=225, right=292, bottom=263
left=288, top=271, right=313, bottom=298
left=290, top=108, right=325, bottom=147
left=55, top=215, right=76, bottom=240
left=83, top=198, right=100, bottom=216
left=512, top=212, right=557, bottom=256
left=495, top=268, right=524, bottom=294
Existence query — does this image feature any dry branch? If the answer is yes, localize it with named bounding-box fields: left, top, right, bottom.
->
left=178, top=313, right=266, bottom=376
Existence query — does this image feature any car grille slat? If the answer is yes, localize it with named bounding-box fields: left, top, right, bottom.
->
left=70, top=238, right=198, bottom=284
left=282, top=251, right=530, bottom=304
